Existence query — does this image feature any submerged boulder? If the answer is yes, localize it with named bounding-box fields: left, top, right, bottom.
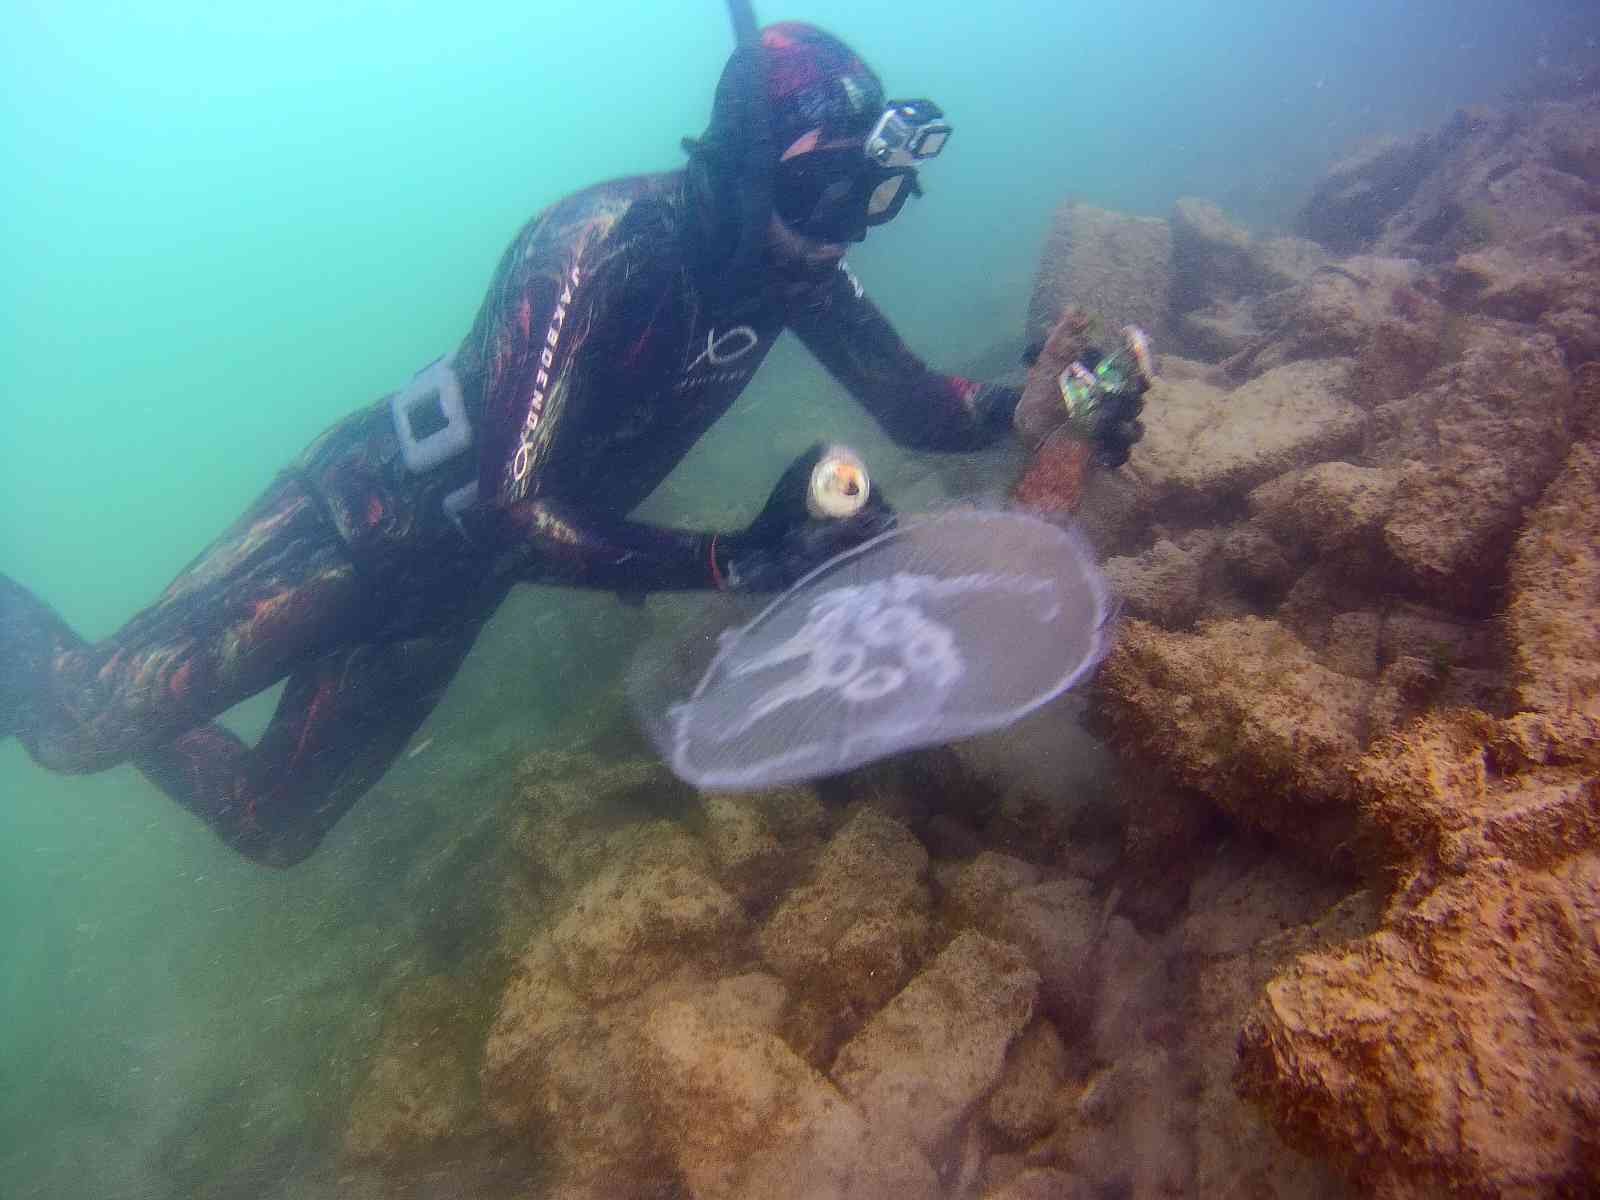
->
left=1027, top=201, right=1174, bottom=349
left=831, top=931, right=1039, bottom=1161
left=343, top=976, right=483, bottom=1164
left=1239, top=775, right=1600, bottom=1197
left=1504, top=442, right=1600, bottom=734
left=1094, top=617, right=1373, bottom=865
left=641, top=998, right=940, bottom=1200
left=1299, top=134, right=1440, bottom=253
left=1301, top=98, right=1600, bottom=261
left=1374, top=320, right=1573, bottom=613
left=1131, top=359, right=1363, bottom=508
left=758, top=805, right=934, bottom=1018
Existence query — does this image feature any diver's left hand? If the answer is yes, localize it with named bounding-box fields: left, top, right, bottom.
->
left=716, top=443, right=896, bottom=592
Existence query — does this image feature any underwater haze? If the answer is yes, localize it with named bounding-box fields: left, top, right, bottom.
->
left=3, top=1, right=1596, bottom=1196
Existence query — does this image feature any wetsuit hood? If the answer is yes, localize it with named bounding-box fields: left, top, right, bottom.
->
left=684, top=21, right=885, bottom=296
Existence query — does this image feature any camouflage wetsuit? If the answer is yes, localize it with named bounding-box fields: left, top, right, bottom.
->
left=2, top=172, right=1020, bottom=866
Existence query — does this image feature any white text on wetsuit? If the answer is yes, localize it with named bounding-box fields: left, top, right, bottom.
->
left=511, top=265, right=581, bottom=496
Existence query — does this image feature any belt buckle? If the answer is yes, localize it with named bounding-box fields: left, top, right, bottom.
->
left=392, top=357, right=472, bottom=473
left=390, top=356, right=482, bottom=537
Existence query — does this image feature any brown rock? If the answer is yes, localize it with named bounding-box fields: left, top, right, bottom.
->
left=1238, top=850, right=1600, bottom=1198
left=1027, top=201, right=1174, bottom=349
left=481, top=938, right=668, bottom=1196
left=1305, top=101, right=1600, bottom=260
left=1102, top=538, right=1208, bottom=629
left=1299, top=134, right=1438, bottom=252
left=1376, top=320, right=1573, bottom=612
left=343, top=976, right=481, bottom=1163
left=1131, top=360, right=1364, bottom=506
left=1171, top=197, right=1325, bottom=315
left=831, top=931, right=1040, bottom=1160
left=981, top=1167, right=1088, bottom=1200
left=509, top=755, right=695, bottom=903
left=1248, top=462, right=1400, bottom=561
left=1378, top=603, right=1499, bottom=672
left=1186, top=890, right=1377, bottom=1200
left=942, top=851, right=1044, bottom=931
left=699, top=786, right=827, bottom=908
left=1182, top=845, right=1354, bottom=962
left=641, top=1000, right=940, bottom=1200
left=990, top=878, right=1102, bottom=1022
left=1356, top=710, right=1600, bottom=872
left=1233, top=256, right=1429, bottom=379
left=1504, top=442, right=1600, bottom=733
left=985, top=1019, right=1069, bottom=1146
left=1450, top=215, right=1600, bottom=324
left=759, top=805, right=934, bottom=1014
left=1218, top=521, right=1301, bottom=597
left=1094, top=617, right=1373, bottom=864
left=552, top=860, right=745, bottom=1006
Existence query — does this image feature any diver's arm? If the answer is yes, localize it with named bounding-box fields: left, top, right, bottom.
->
left=496, top=500, right=721, bottom=592
left=789, top=262, right=1021, bottom=452
left=495, top=446, right=893, bottom=595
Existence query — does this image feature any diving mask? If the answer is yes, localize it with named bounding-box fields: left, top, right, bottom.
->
left=865, top=100, right=951, bottom=168
left=774, top=98, right=950, bottom=243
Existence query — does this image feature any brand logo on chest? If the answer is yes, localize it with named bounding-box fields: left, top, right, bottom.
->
left=676, top=324, right=761, bottom=394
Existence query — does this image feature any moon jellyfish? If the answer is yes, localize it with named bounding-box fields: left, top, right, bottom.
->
left=635, top=508, right=1116, bottom=790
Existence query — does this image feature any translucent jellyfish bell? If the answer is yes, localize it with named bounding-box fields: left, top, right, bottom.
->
left=637, top=509, right=1116, bottom=790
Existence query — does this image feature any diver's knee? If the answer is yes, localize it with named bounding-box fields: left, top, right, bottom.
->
left=235, top=830, right=324, bottom=870
left=20, top=728, right=117, bottom=776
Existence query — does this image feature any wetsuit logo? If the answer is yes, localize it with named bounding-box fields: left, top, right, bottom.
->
left=510, top=264, right=582, bottom=498
left=677, top=325, right=760, bottom=395
left=686, top=326, right=758, bottom=372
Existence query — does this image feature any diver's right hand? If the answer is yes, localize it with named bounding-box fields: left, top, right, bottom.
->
left=712, top=443, right=896, bottom=592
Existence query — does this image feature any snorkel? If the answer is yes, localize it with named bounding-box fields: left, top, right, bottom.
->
left=718, top=0, right=774, bottom=294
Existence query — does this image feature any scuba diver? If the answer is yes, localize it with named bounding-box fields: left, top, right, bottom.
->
left=0, top=14, right=1147, bottom=867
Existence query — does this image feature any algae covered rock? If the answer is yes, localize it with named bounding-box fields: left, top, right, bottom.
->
left=343, top=975, right=483, bottom=1164
left=552, top=857, right=745, bottom=1006
left=1238, top=848, right=1600, bottom=1199
left=1094, top=617, right=1372, bottom=862
left=1026, top=200, right=1174, bottom=348
left=641, top=999, right=940, bottom=1200
left=699, top=785, right=828, bottom=908
left=831, top=931, right=1039, bottom=1161
left=1248, top=461, right=1400, bottom=561
left=1376, top=320, right=1573, bottom=611
left=759, top=805, right=934, bottom=1015
left=480, top=937, right=669, bottom=1197
left=1131, top=359, right=1363, bottom=506
left=1505, top=442, right=1600, bottom=732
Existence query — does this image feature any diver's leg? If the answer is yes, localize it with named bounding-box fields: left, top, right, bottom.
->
left=5, top=472, right=365, bottom=773
left=0, top=574, right=81, bottom=741
left=135, top=619, right=486, bottom=867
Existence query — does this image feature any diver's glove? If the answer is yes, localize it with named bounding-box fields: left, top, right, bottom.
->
left=711, top=443, right=895, bottom=592
left=1058, top=351, right=1149, bottom=468
left=1018, top=317, right=1153, bottom=468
